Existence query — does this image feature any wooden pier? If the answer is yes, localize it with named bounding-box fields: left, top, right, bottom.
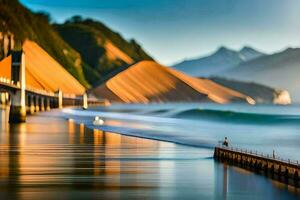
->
left=214, top=146, right=300, bottom=188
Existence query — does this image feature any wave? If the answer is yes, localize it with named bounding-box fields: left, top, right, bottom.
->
left=85, top=123, right=216, bottom=149
left=173, top=108, right=300, bottom=124
left=63, top=108, right=217, bottom=149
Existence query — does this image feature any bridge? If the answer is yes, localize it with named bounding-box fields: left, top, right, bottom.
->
left=0, top=40, right=106, bottom=123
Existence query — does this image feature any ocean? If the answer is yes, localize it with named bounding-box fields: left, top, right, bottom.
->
left=0, top=103, right=300, bottom=199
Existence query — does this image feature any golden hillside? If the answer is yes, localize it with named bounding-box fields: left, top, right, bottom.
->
left=23, top=40, right=85, bottom=95
left=0, top=55, right=11, bottom=79
left=91, top=61, right=255, bottom=104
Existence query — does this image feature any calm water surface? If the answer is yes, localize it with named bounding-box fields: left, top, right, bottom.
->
left=0, top=107, right=299, bottom=199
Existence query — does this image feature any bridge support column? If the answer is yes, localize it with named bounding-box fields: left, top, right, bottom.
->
left=29, top=95, right=35, bottom=114
left=83, top=93, right=88, bottom=110
left=9, top=51, right=26, bottom=123
left=1, top=93, right=7, bottom=105
left=50, top=98, right=54, bottom=109
left=46, top=98, right=50, bottom=111
left=56, top=90, right=63, bottom=109
left=40, top=97, right=45, bottom=112
left=35, top=96, right=40, bottom=112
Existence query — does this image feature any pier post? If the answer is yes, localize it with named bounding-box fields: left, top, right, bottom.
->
left=278, top=165, right=282, bottom=177
left=257, top=161, right=262, bottom=172
left=253, top=160, right=258, bottom=172
left=264, top=163, right=268, bottom=174
left=9, top=51, right=26, bottom=123
left=83, top=93, right=88, bottom=110
left=295, top=171, right=299, bottom=187
left=270, top=165, right=275, bottom=178
left=285, top=168, right=289, bottom=180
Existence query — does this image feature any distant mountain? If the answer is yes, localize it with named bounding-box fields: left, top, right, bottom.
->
left=173, top=46, right=265, bottom=77
left=55, top=17, right=153, bottom=83
left=210, top=77, right=291, bottom=105
left=239, top=46, right=264, bottom=61
left=90, top=61, right=255, bottom=104
left=219, top=48, right=300, bottom=102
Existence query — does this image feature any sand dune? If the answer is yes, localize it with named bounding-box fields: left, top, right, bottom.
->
left=91, top=61, right=254, bottom=104
left=0, top=40, right=86, bottom=95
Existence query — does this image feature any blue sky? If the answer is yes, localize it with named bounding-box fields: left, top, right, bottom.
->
left=20, top=0, right=300, bottom=65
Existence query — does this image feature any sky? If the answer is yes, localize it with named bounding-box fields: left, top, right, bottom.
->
left=20, top=0, right=300, bottom=65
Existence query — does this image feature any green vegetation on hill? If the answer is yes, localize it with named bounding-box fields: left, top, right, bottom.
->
left=0, top=1, right=153, bottom=87
left=0, top=0, right=91, bottom=87
left=55, top=16, right=153, bottom=78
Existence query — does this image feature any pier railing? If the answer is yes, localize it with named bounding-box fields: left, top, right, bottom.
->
left=214, top=145, right=300, bottom=188
left=217, top=144, right=300, bottom=166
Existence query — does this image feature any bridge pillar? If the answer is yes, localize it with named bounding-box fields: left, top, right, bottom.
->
left=56, top=90, right=63, bottom=109
left=49, top=98, right=54, bottom=109
left=34, top=96, right=40, bottom=112
left=29, top=95, right=35, bottom=114
left=83, top=93, right=88, bottom=110
left=1, top=93, right=7, bottom=105
left=46, top=98, right=50, bottom=111
left=9, top=51, right=26, bottom=123
left=40, top=97, right=45, bottom=112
